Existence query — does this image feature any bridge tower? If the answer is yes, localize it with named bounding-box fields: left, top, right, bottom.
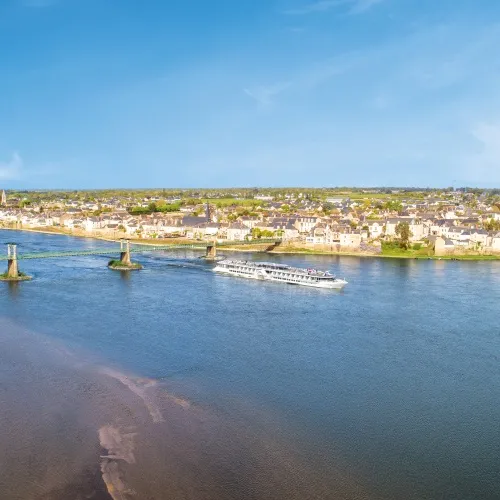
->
left=2, top=243, right=30, bottom=281
left=120, top=239, right=132, bottom=265
left=205, top=241, right=217, bottom=260
left=6, top=243, right=19, bottom=278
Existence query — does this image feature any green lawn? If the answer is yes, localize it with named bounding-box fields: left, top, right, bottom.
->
left=202, top=198, right=261, bottom=207
left=339, top=192, right=426, bottom=201
left=381, top=243, right=500, bottom=260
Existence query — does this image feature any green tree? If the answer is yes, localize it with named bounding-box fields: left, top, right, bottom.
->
left=251, top=227, right=262, bottom=239
left=484, top=219, right=500, bottom=231
left=251, top=227, right=274, bottom=239
left=384, top=200, right=403, bottom=212
left=261, top=230, right=274, bottom=238
left=395, top=222, right=412, bottom=250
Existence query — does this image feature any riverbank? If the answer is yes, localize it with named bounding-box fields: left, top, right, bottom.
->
left=1, top=226, right=499, bottom=261
left=224, top=243, right=500, bottom=261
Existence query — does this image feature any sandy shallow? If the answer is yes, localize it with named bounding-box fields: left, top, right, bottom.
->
left=0, top=317, right=373, bottom=500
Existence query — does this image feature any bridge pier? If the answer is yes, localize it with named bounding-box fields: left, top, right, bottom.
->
left=7, top=257, right=19, bottom=278
left=108, top=240, right=142, bottom=270
left=205, top=242, right=217, bottom=260
left=1, top=244, right=31, bottom=281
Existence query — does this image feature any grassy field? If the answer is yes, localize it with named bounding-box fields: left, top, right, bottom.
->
left=381, top=243, right=432, bottom=258
left=340, top=192, right=427, bottom=201
left=202, top=198, right=260, bottom=207
left=381, top=243, right=500, bottom=260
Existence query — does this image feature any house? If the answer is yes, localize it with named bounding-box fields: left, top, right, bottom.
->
left=182, top=216, right=209, bottom=227
left=125, top=223, right=140, bottom=235
left=434, top=236, right=456, bottom=255
left=448, top=227, right=468, bottom=241
left=62, top=217, right=83, bottom=229
left=162, top=221, right=185, bottom=236
left=83, top=217, right=103, bottom=232
left=325, top=197, right=345, bottom=205
left=365, top=220, right=385, bottom=239
left=203, top=223, right=220, bottom=238
left=306, top=224, right=327, bottom=244
left=408, top=219, right=426, bottom=240
left=385, top=218, right=425, bottom=240
left=294, top=217, right=319, bottom=233
left=491, top=232, right=500, bottom=249
left=103, top=222, right=120, bottom=232
left=240, top=216, right=260, bottom=229
left=35, top=217, right=53, bottom=227
left=339, top=230, right=362, bottom=248
left=469, top=229, right=489, bottom=247
left=227, top=222, right=251, bottom=241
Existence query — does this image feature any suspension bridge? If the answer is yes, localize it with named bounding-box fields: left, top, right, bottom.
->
left=0, top=239, right=282, bottom=280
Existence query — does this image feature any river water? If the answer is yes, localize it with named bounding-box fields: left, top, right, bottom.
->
left=0, top=230, right=499, bottom=500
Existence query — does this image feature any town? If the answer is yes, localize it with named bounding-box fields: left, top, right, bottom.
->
left=1, top=188, right=500, bottom=258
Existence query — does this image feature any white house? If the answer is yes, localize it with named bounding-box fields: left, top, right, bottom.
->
left=340, top=231, right=362, bottom=248
left=366, top=220, right=385, bottom=239
left=83, top=217, right=103, bottom=232
left=227, top=222, right=251, bottom=241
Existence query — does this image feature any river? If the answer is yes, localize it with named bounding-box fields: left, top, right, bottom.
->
left=0, top=230, right=499, bottom=499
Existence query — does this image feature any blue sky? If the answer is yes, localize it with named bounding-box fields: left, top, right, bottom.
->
left=1, top=0, right=500, bottom=188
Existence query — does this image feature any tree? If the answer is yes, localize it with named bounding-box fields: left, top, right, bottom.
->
left=251, top=228, right=262, bottom=239
left=484, top=219, right=500, bottom=231
left=384, top=200, right=403, bottom=212
left=395, top=222, right=412, bottom=250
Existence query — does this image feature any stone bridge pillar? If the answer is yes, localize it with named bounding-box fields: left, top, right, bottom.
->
left=7, top=244, right=19, bottom=278
left=206, top=242, right=217, bottom=260
left=120, top=239, right=132, bottom=265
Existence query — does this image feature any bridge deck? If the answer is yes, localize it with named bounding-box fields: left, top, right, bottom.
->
left=0, top=239, right=281, bottom=261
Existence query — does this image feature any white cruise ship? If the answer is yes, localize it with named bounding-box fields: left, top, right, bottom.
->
left=213, top=260, right=347, bottom=289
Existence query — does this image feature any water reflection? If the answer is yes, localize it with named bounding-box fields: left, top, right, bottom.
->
left=119, top=270, right=132, bottom=283
left=6, top=281, right=20, bottom=300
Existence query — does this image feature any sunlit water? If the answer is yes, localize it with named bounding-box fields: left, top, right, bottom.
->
left=1, top=230, right=499, bottom=499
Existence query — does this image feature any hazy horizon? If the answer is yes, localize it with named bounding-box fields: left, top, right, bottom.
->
left=1, top=186, right=498, bottom=192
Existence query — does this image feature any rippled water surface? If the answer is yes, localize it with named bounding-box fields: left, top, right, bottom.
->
left=1, top=230, right=499, bottom=499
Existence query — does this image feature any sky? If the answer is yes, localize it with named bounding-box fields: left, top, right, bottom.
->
left=1, top=0, right=500, bottom=188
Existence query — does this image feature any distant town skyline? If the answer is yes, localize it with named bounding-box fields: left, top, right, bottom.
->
left=1, top=0, right=500, bottom=189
